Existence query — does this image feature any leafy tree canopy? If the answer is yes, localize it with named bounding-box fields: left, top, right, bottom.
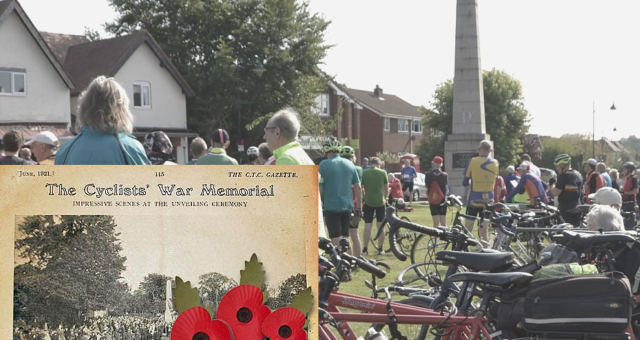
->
left=105, top=0, right=334, bottom=148
left=14, top=216, right=127, bottom=326
left=417, top=69, right=531, bottom=168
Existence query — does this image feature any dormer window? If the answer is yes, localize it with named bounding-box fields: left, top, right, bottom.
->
left=133, top=82, right=151, bottom=108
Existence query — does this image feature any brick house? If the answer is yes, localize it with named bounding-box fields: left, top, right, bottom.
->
left=301, top=81, right=364, bottom=160
left=344, top=85, right=423, bottom=163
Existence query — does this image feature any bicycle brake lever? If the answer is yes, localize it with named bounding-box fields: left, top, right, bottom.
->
left=384, top=286, right=392, bottom=301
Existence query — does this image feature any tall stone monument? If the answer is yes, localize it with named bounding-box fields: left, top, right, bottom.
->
left=444, top=0, right=491, bottom=199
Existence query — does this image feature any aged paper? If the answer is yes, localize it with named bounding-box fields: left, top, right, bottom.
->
left=0, top=165, right=318, bottom=339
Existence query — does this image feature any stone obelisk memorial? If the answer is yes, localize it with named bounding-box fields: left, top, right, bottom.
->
left=444, top=0, right=491, bottom=200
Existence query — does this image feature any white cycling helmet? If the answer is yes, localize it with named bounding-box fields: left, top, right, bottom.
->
left=247, top=146, right=259, bottom=156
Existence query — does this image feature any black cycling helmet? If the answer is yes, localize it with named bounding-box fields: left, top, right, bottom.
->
left=144, top=131, right=173, bottom=155
left=623, top=161, right=636, bottom=171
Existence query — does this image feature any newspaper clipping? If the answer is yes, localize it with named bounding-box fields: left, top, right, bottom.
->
left=0, top=165, right=318, bottom=339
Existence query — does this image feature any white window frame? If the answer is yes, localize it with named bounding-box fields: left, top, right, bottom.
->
left=398, top=119, right=409, bottom=133
left=313, top=94, right=330, bottom=116
left=384, top=118, right=390, bottom=132
left=0, top=69, right=27, bottom=96
left=412, top=119, right=422, bottom=133
left=133, top=81, right=151, bottom=109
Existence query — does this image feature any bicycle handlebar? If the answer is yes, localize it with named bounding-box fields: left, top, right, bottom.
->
left=318, top=237, right=386, bottom=278
left=386, top=206, right=444, bottom=261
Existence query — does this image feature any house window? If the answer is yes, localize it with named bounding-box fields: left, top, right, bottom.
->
left=314, top=94, right=330, bottom=116
left=384, top=118, right=390, bottom=132
left=398, top=119, right=409, bottom=133
left=412, top=120, right=422, bottom=133
left=0, top=69, right=26, bottom=95
left=133, top=82, right=151, bottom=108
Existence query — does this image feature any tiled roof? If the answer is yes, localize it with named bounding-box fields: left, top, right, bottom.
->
left=44, top=30, right=195, bottom=97
left=40, top=32, right=90, bottom=65
left=62, top=32, right=143, bottom=95
left=0, top=0, right=74, bottom=89
left=344, top=87, right=421, bottom=118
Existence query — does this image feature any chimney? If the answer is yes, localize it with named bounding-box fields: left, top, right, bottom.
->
left=374, top=85, right=383, bottom=98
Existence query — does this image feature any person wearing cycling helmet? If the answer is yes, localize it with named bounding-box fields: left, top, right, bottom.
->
left=551, top=154, right=583, bottom=226
left=246, top=146, right=259, bottom=165
left=620, top=161, right=638, bottom=213
left=144, top=131, right=177, bottom=165
left=196, top=128, right=238, bottom=165
left=341, top=146, right=362, bottom=179
left=319, top=138, right=363, bottom=256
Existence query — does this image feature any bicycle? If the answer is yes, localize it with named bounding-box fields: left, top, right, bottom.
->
left=386, top=205, right=637, bottom=340
left=369, top=201, right=416, bottom=254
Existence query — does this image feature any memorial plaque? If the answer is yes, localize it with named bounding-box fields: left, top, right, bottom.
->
left=452, top=152, right=477, bottom=169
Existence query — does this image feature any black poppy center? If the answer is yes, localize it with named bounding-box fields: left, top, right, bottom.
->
left=237, top=307, right=253, bottom=323
left=193, top=332, right=210, bottom=340
left=278, top=325, right=292, bottom=338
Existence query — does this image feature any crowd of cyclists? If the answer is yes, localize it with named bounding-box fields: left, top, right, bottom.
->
left=319, top=141, right=640, bottom=340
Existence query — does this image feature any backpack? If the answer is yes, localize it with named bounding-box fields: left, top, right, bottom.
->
left=428, top=173, right=445, bottom=205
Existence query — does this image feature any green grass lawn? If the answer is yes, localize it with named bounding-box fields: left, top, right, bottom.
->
left=321, top=203, right=442, bottom=339
left=320, top=203, right=497, bottom=339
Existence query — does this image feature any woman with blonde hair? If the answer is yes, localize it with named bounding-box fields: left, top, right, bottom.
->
left=56, top=76, right=150, bottom=165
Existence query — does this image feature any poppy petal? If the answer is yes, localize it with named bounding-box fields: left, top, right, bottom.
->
left=171, top=307, right=235, bottom=340
left=262, top=307, right=307, bottom=340
left=217, top=285, right=271, bottom=340
left=171, top=307, right=212, bottom=340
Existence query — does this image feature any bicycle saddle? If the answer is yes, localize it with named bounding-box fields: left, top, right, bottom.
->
left=562, top=230, right=636, bottom=244
left=436, top=250, right=515, bottom=272
left=448, top=271, right=533, bottom=287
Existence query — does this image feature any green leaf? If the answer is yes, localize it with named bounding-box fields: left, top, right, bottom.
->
left=290, top=287, right=313, bottom=316
left=240, top=254, right=265, bottom=289
left=172, top=276, right=202, bottom=314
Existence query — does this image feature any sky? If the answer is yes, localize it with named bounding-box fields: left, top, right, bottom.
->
left=17, top=0, right=640, bottom=139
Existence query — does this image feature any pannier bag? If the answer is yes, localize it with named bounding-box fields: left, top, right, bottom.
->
left=523, top=272, right=633, bottom=335
left=494, top=262, right=597, bottom=339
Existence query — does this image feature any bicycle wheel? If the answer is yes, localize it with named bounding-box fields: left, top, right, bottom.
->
left=410, top=233, right=449, bottom=265
left=372, top=298, right=430, bottom=340
left=371, top=216, right=414, bottom=253
left=396, top=261, right=445, bottom=290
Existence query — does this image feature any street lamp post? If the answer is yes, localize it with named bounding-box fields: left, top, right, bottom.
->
left=592, top=101, right=617, bottom=158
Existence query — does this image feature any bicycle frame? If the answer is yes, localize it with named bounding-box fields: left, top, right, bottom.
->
left=322, top=290, right=494, bottom=340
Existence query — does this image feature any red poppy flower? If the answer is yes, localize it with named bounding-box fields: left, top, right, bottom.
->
left=217, top=285, right=271, bottom=340
left=171, top=306, right=234, bottom=340
left=262, top=307, right=307, bottom=340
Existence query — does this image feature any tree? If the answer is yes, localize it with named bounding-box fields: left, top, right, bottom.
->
left=197, top=272, right=237, bottom=315
left=136, top=274, right=174, bottom=314
left=14, top=215, right=127, bottom=326
left=539, top=134, right=590, bottom=170
left=105, top=0, right=333, bottom=150
left=268, top=274, right=307, bottom=310
left=84, top=26, right=101, bottom=41
left=417, top=69, right=530, bottom=167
